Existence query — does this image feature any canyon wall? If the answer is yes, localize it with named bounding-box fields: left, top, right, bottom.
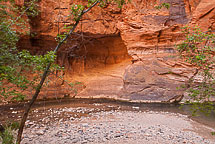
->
left=17, top=0, right=215, bottom=102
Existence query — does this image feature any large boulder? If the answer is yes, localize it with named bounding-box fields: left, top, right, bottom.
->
left=121, top=55, right=196, bottom=103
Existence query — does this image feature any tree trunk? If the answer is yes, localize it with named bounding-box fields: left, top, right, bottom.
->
left=16, top=1, right=100, bottom=143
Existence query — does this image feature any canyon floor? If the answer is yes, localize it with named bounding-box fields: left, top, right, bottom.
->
left=1, top=99, right=214, bottom=144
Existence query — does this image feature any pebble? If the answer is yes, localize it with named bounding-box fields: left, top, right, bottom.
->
left=36, top=129, right=45, bottom=135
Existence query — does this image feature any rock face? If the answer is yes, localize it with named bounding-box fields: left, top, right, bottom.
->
left=117, top=0, right=215, bottom=102
left=17, top=0, right=215, bottom=102
left=121, top=55, right=196, bottom=102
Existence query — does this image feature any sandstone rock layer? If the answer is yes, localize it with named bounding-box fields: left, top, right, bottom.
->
left=17, top=0, right=215, bottom=102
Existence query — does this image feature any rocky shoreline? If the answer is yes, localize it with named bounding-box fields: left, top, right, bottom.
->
left=20, top=105, right=215, bottom=144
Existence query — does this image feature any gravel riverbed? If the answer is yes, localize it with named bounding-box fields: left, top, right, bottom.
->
left=20, top=105, right=215, bottom=144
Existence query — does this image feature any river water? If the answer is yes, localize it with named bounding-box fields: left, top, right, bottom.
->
left=0, top=98, right=215, bottom=143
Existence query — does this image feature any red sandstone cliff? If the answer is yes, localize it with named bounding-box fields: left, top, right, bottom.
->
left=17, top=0, right=215, bottom=102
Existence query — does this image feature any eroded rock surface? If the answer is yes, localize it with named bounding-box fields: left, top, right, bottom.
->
left=16, top=0, right=215, bottom=102
left=121, top=55, right=196, bottom=102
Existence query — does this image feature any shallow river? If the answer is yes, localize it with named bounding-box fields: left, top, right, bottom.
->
left=0, top=98, right=215, bottom=144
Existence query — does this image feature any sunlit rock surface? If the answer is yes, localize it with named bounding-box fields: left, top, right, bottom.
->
left=16, top=0, right=215, bottom=102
